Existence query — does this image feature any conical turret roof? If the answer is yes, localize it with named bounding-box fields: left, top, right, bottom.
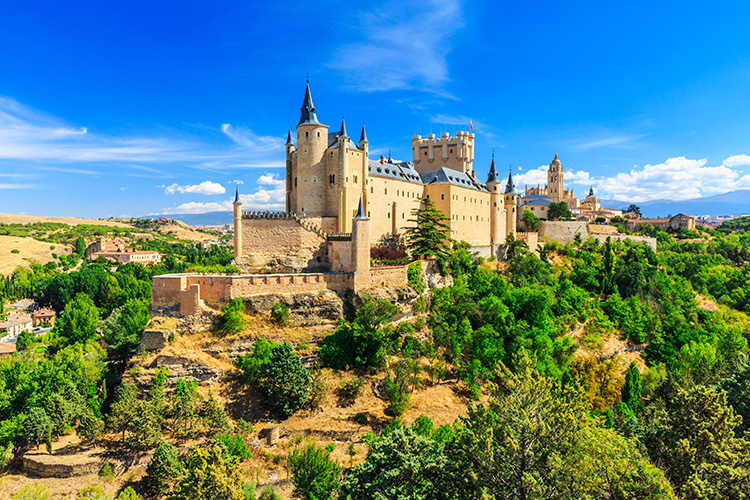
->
left=339, top=117, right=348, bottom=137
left=354, top=197, right=368, bottom=220
left=504, top=168, right=517, bottom=194
left=233, top=185, right=241, bottom=204
left=286, top=127, right=293, bottom=145
left=298, top=81, right=320, bottom=125
left=588, top=186, right=594, bottom=196
left=360, top=122, right=368, bottom=143
left=486, top=155, right=499, bottom=184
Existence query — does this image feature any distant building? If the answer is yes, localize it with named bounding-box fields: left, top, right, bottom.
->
left=9, top=298, right=36, bottom=311
left=0, top=343, right=16, bottom=357
left=626, top=213, right=696, bottom=232
left=0, top=314, right=32, bottom=338
left=86, top=238, right=161, bottom=264
left=32, top=307, right=55, bottom=327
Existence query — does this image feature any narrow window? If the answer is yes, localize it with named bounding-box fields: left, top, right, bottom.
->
left=441, top=194, right=444, bottom=200
left=317, top=131, right=320, bottom=137
left=306, top=131, right=309, bottom=138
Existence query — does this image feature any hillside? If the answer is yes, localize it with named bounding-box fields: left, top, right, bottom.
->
left=601, top=189, right=750, bottom=217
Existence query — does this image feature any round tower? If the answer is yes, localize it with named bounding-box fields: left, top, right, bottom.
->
left=504, top=168, right=518, bottom=239
left=295, top=81, right=329, bottom=216
left=351, top=198, right=370, bottom=292
left=486, top=154, right=506, bottom=246
left=232, top=186, right=243, bottom=259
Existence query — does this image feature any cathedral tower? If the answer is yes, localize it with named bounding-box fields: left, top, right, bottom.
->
left=547, top=153, right=564, bottom=203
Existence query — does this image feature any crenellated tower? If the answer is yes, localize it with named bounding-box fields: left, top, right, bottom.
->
left=411, top=131, right=475, bottom=175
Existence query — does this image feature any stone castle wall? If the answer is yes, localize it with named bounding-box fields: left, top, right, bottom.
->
left=238, top=218, right=328, bottom=272
left=538, top=221, right=589, bottom=244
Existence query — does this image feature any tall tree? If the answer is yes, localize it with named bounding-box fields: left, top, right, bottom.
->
left=626, top=204, right=642, bottom=216
left=289, top=442, right=341, bottom=500
left=622, top=361, right=642, bottom=412
left=404, top=198, right=452, bottom=259
left=547, top=202, right=573, bottom=221
left=54, top=293, right=101, bottom=346
left=168, top=445, right=244, bottom=500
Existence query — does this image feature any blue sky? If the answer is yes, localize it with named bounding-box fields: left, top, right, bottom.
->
left=1, top=0, right=750, bottom=217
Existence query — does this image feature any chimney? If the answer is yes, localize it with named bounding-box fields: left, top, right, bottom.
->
left=380, top=155, right=386, bottom=164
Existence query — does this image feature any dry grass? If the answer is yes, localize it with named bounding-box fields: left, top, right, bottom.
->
left=0, top=235, right=71, bottom=274
left=0, top=213, right=130, bottom=227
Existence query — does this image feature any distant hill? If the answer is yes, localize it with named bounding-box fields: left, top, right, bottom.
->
left=601, top=190, right=750, bottom=218
left=155, top=211, right=233, bottom=226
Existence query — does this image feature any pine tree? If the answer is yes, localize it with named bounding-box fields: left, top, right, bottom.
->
left=404, top=198, right=452, bottom=259
left=289, top=442, right=341, bottom=500
left=168, top=445, right=244, bottom=500
left=145, top=441, right=182, bottom=497
left=622, top=362, right=642, bottom=412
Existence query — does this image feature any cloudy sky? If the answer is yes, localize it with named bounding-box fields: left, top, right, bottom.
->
left=1, top=1, right=750, bottom=217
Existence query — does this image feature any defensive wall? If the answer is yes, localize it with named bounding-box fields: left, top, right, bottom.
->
left=539, top=221, right=656, bottom=251
left=151, top=264, right=411, bottom=316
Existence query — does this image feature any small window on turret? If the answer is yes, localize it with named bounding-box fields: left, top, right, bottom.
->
left=317, top=132, right=320, bottom=137
left=306, top=131, right=309, bottom=138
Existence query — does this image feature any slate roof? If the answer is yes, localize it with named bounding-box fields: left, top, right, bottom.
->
left=520, top=195, right=553, bottom=207
left=368, top=160, right=423, bottom=183
left=504, top=170, right=517, bottom=194
left=421, top=167, right=488, bottom=192
left=298, top=82, right=321, bottom=125
left=327, top=131, right=361, bottom=150
left=486, top=157, right=499, bottom=184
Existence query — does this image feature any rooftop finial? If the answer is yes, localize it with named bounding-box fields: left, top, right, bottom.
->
left=505, top=167, right=517, bottom=194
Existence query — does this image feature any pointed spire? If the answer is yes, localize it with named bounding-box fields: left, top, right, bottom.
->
left=298, top=81, right=320, bottom=125
left=588, top=186, right=594, bottom=197
left=339, top=116, right=348, bottom=137
left=233, top=185, right=241, bottom=204
left=504, top=167, right=517, bottom=194
left=486, top=152, right=499, bottom=184
left=286, top=126, right=293, bottom=146
left=354, top=197, right=368, bottom=220
left=359, top=122, right=368, bottom=143
left=387, top=149, right=392, bottom=163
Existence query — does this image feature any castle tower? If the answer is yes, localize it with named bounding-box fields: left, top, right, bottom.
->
left=295, top=81, right=329, bottom=216
left=351, top=198, right=370, bottom=292
left=359, top=122, right=370, bottom=213
left=486, top=154, right=506, bottom=246
left=232, top=186, right=243, bottom=259
left=585, top=186, right=600, bottom=211
left=285, top=127, right=295, bottom=212
left=504, top=168, right=518, bottom=239
left=411, top=131, right=475, bottom=175
left=547, top=153, right=564, bottom=203
left=337, top=117, right=350, bottom=232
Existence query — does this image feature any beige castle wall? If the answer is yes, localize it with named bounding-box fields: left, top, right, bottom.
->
left=294, top=123, right=329, bottom=216
left=241, top=219, right=324, bottom=255
left=538, top=221, right=590, bottom=244
left=425, top=183, right=491, bottom=246
left=366, top=175, right=422, bottom=245
left=368, top=264, right=409, bottom=289
left=328, top=239, right=353, bottom=272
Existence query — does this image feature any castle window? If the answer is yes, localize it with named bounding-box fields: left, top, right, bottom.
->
left=385, top=188, right=387, bottom=194
left=402, top=213, right=405, bottom=219
left=370, top=187, right=373, bottom=193
left=368, top=211, right=371, bottom=217
left=306, top=131, right=309, bottom=138
left=329, top=174, right=335, bottom=184
left=450, top=149, right=453, bottom=153
left=294, top=178, right=297, bottom=187
left=388, top=212, right=390, bottom=219
left=441, top=194, right=444, bottom=200
left=317, top=132, right=320, bottom=137
left=494, top=202, right=496, bottom=206
left=424, top=151, right=427, bottom=156
left=397, top=190, right=399, bottom=196
left=353, top=175, right=357, bottom=184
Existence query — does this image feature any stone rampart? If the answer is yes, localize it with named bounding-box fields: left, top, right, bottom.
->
left=538, top=221, right=590, bottom=244
left=238, top=218, right=328, bottom=272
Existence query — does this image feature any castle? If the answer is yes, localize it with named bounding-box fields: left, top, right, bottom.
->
left=233, top=81, right=524, bottom=273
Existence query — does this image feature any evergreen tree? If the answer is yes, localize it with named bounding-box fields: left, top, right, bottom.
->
left=622, top=361, right=642, bottom=412
left=521, top=208, right=541, bottom=231
left=288, top=442, right=341, bottom=500
left=145, top=441, right=182, bottom=497
left=404, top=198, right=452, bottom=259
left=24, top=407, right=53, bottom=447
left=259, top=342, right=310, bottom=418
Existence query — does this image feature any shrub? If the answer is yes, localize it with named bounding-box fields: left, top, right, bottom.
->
left=98, top=460, right=114, bottom=480
left=306, top=370, right=328, bottom=410
left=288, top=442, right=341, bottom=500
left=220, top=298, right=245, bottom=332
left=412, top=316, right=427, bottom=331
left=407, top=261, right=424, bottom=294
left=10, top=249, right=19, bottom=254
left=12, top=485, right=50, bottom=500
left=270, top=302, right=289, bottom=326
left=169, top=445, right=244, bottom=500
left=115, top=488, right=142, bottom=500
left=144, top=441, right=182, bottom=497
left=257, top=487, right=282, bottom=500
left=339, top=377, right=365, bottom=402
left=353, top=412, right=368, bottom=425
left=243, top=483, right=256, bottom=500
left=412, top=296, right=426, bottom=314
left=77, top=410, right=103, bottom=444
left=76, top=485, right=109, bottom=500
left=215, top=433, right=252, bottom=459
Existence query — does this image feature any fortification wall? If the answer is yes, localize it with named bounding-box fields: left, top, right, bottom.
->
left=238, top=218, right=328, bottom=272
left=327, top=238, right=353, bottom=272
left=369, top=265, right=409, bottom=289
left=538, top=221, right=590, bottom=244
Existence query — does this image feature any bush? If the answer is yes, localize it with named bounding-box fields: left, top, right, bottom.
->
left=10, top=249, right=19, bottom=254
left=12, top=485, right=50, bottom=500
left=412, top=316, right=427, bottom=331
left=215, top=433, right=252, bottom=459
left=353, top=412, right=368, bottom=425
left=306, top=370, right=328, bottom=410
left=76, top=485, right=109, bottom=500
left=407, top=261, right=424, bottom=294
left=413, top=296, right=426, bottom=314
left=98, top=460, right=114, bottom=480
left=288, top=442, right=342, bottom=500
left=220, top=298, right=245, bottom=333
left=339, top=376, right=365, bottom=402
left=243, top=482, right=256, bottom=500
left=270, top=302, right=289, bottom=326
left=257, top=487, right=282, bottom=500
left=144, top=441, right=182, bottom=497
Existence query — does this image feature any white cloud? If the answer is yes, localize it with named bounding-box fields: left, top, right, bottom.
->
left=161, top=186, right=286, bottom=214
left=221, top=124, right=283, bottom=153
left=723, top=154, right=750, bottom=167
left=0, top=183, right=35, bottom=189
left=163, top=181, right=226, bottom=195
left=328, top=0, right=463, bottom=94
left=570, top=134, right=644, bottom=151
left=257, top=173, right=284, bottom=186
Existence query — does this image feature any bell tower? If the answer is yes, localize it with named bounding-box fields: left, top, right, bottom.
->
left=547, top=153, right=564, bottom=203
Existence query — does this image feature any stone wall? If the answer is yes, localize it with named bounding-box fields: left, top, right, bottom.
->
left=368, top=265, right=410, bottom=289
left=538, top=221, right=590, bottom=244
left=238, top=218, right=327, bottom=272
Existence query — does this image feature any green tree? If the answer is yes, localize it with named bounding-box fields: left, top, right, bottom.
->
left=622, top=361, right=642, bottom=412
left=404, top=198, right=452, bottom=259
left=24, top=407, right=53, bottom=447
left=521, top=209, right=541, bottom=231
left=220, top=298, right=246, bottom=333
left=77, top=409, right=104, bottom=445
left=270, top=302, right=289, bottom=326
left=16, top=329, right=34, bottom=351
left=259, top=342, right=310, bottom=418
left=626, top=204, right=642, bottom=215
left=168, top=445, right=244, bottom=500
left=718, top=357, right=750, bottom=435
left=547, top=202, right=573, bottom=221
left=54, top=292, right=101, bottom=346
left=288, top=442, right=341, bottom=500
left=102, top=299, right=149, bottom=355
left=145, top=441, right=182, bottom=497
left=170, top=378, right=202, bottom=438
left=108, top=380, right=138, bottom=443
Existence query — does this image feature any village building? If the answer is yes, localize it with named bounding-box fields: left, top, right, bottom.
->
left=0, top=313, right=32, bottom=339
left=32, top=307, right=55, bottom=328
left=86, top=238, right=161, bottom=264
left=626, top=213, right=696, bottom=232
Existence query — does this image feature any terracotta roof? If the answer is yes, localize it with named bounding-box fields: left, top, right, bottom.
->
left=0, top=343, right=16, bottom=354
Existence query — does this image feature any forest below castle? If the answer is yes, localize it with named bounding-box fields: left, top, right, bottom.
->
left=0, top=214, right=750, bottom=499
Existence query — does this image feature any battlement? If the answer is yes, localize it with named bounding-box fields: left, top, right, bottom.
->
left=411, top=131, right=475, bottom=175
